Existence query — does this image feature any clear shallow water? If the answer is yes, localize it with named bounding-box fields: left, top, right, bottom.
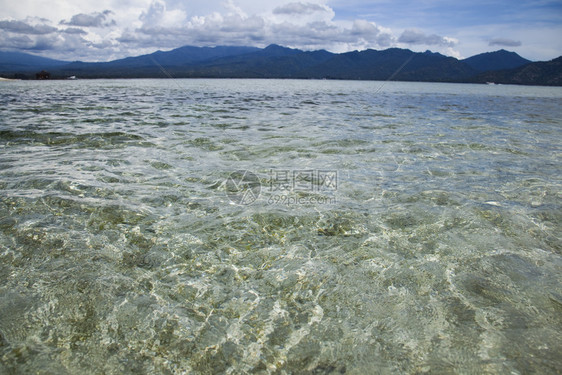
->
left=0, top=78, right=561, bottom=374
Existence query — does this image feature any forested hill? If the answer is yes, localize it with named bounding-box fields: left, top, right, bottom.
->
left=1, top=45, right=560, bottom=85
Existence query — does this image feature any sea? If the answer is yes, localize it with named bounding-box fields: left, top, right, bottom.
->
left=0, top=78, right=561, bottom=374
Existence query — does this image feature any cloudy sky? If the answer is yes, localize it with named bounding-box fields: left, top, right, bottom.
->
left=1, top=0, right=561, bottom=62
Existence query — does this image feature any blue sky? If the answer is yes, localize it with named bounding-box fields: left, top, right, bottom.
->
left=330, top=0, right=562, bottom=26
left=1, top=0, right=561, bottom=62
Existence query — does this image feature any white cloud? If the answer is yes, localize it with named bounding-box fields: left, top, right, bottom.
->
left=140, top=0, right=186, bottom=28
left=488, top=38, right=522, bottom=47
left=0, top=32, right=34, bottom=49
left=273, top=2, right=329, bottom=15
left=398, top=29, right=457, bottom=47
left=60, top=10, right=116, bottom=28
left=222, top=0, right=247, bottom=17
left=114, top=1, right=400, bottom=55
left=0, top=20, right=57, bottom=35
left=62, top=27, right=88, bottom=35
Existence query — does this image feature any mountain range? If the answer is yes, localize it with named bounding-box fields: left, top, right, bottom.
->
left=1, top=44, right=560, bottom=86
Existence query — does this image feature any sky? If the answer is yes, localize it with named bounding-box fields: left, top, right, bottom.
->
left=1, top=0, right=561, bottom=62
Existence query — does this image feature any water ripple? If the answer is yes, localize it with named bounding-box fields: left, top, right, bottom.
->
left=0, top=79, right=561, bottom=374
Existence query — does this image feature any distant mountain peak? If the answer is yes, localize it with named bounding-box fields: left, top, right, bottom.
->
left=462, top=50, right=531, bottom=73
left=262, top=44, right=301, bottom=56
left=264, top=44, right=291, bottom=50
